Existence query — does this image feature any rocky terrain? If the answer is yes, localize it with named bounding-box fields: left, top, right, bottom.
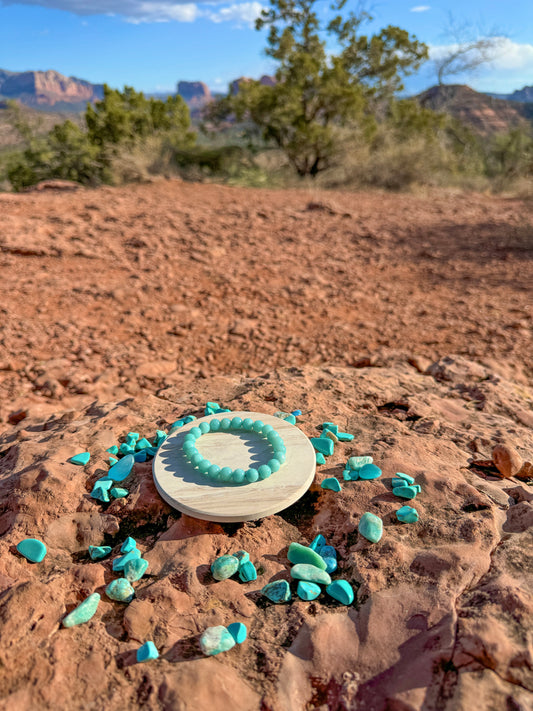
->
left=0, top=69, right=103, bottom=111
left=0, top=180, right=531, bottom=710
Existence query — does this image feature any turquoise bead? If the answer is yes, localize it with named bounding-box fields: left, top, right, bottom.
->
left=262, top=424, right=274, bottom=436
left=199, top=459, right=211, bottom=473
left=258, top=464, right=272, bottom=480
left=16, top=538, right=47, bottom=563
left=110, top=487, right=128, bottom=498
left=70, top=452, right=90, bottom=466
left=288, top=542, right=327, bottom=570
left=220, top=418, right=231, bottom=430
left=62, top=592, right=100, bottom=627
left=88, top=545, right=112, bottom=560
left=297, top=581, right=321, bottom=601
left=252, top=420, right=264, bottom=433
left=267, top=431, right=280, bottom=443
left=108, top=454, right=134, bottom=482
left=358, top=512, right=383, bottom=543
left=207, top=464, right=221, bottom=480
left=199, top=421, right=210, bottom=434
left=309, top=534, right=326, bottom=553
left=136, top=641, right=159, bottom=662
left=396, top=505, right=419, bottom=523
left=211, top=554, right=239, bottom=581
left=321, top=477, right=342, bottom=492
left=242, top=418, right=254, bottom=430
left=268, top=458, right=281, bottom=473
left=220, top=466, right=233, bottom=482
left=290, top=564, right=331, bottom=586
left=245, top=468, right=259, bottom=483
left=209, top=419, right=221, bottom=432
left=183, top=433, right=196, bottom=444
left=191, top=453, right=203, bottom=467
left=326, top=580, right=354, bottom=605
left=238, top=560, right=257, bottom=582
left=124, top=557, right=149, bottom=582
left=231, top=417, right=243, bottom=429
left=183, top=441, right=196, bottom=454
left=105, top=578, right=135, bottom=602
left=189, top=426, right=201, bottom=438
left=359, top=463, right=382, bottom=480
left=200, top=625, right=236, bottom=656
left=262, top=580, right=291, bottom=603
left=120, top=536, right=137, bottom=553
left=273, top=450, right=286, bottom=464
left=232, top=468, right=245, bottom=483
left=113, top=548, right=141, bottom=572
left=227, top=622, right=247, bottom=644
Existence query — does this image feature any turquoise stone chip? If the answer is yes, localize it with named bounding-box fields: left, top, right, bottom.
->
left=120, top=443, right=135, bottom=455
left=393, top=485, right=418, bottom=500
left=155, top=430, right=166, bottom=443
left=206, top=401, right=220, bottom=410
left=326, top=580, right=354, bottom=605
left=233, top=550, right=249, bottom=564
left=262, top=580, right=291, bottom=603
left=230, top=417, right=243, bottom=429
left=211, top=554, right=239, bottom=581
left=412, top=485, right=422, bottom=493
left=337, top=432, right=354, bottom=441
left=273, top=450, right=286, bottom=464
left=134, top=450, right=147, bottom=462
left=220, top=418, right=231, bottom=430
left=320, top=545, right=338, bottom=574
left=205, top=407, right=215, bottom=415
left=109, top=456, right=118, bottom=466
left=359, top=463, right=382, bottom=480
left=88, top=545, right=112, bottom=560
left=200, top=625, right=236, bottom=656
left=199, top=421, right=210, bottom=434
left=252, top=420, right=264, bottom=433
left=62, top=592, right=100, bottom=627
left=284, top=414, right=297, bottom=425
left=290, top=564, right=331, bottom=586
left=90, top=478, right=112, bottom=502
left=183, top=415, right=196, bottom=423
left=342, top=469, right=354, bottom=481
left=232, top=468, right=245, bottom=483
left=316, top=452, right=326, bottom=465
left=16, top=538, right=47, bottom=563
left=108, top=454, right=134, bottom=482
left=124, top=557, right=149, bottom=582
left=209, top=419, right=221, bottom=432
left=145, top=447, right=157, bottom=457
left=310, top=437, right=334, bottom=456
left=120, top=536, right=137, bottom=553
left=126, top=435, right=137, bottom=447
left=297, top=581, right=321, bottom=601
left=347, top=456, right=373, bottom=471
left=135, top=437, right=152, bottom=451
left=242, top=418, right=254, bottom=431
left=292, top=409, right=302, bottom=416
left=258, top=464, right=272, bottom=480
left=309, top=534, right=326, bottom=553
left=220, top=467, right=233, bottom=482
left=70, top=452, right=90, bottom=466
left=322, top=423, right=338, bottom=434
left=274, top=411, right=290, bottom=419
left=113, top=548, right=141, bottom=572
left=391, top=478, right=408, bottom=487
left=397, top=505, right=419, bottom=523
left=106, top=446, right=119, bottom=455
left=136, top=641, right=158, bottom=662
left=238, top=561, right=257, bottom=582
left=227, top=622, right=247, bottom=644
left=208, top=464, right=221, bottom=480
left=396, top=472, right=415, bottom=485
left=321, top=477, right=342, bottom=492
left=127, top=432, right=140, bottom=441
left=110, top=487, right=128, bottom=498
left=288, top=542, right=327, bottom=570
left=267, top=458, right=281, bottom=473
left=358, top=512, right=383, bottom=543
left=106, top=578, right=135, bottom=602
left=245, top=468, right=259, bottom=483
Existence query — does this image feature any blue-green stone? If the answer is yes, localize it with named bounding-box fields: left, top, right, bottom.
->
left=113, top=548, right=141, bottom=572
left=310, top=437, right=334, bottom=456
left=391, top=478, right=408, bottom=487
left=199, top=459, right=211, bottom=474
left=191, top=453, right=203, bottom=467
left=211, top=554, right=239, bottom=581
left=258, top=464, right=272, bottom=480
left=242, top=418, right=254, bottom=431
left=245, top=468, right=259, bottom=483
left=120, top=443, right=135, bottom=455
left=290, top=564, right=331, bottom=586
left=145, top=447, right=158, bottom=457
left=321, top=477, right=342, bottom=492
left=233, top=550, right=249, bottom=564
left=124, top=557, right=149, bottom=582
left=16, top=538, right=47, bottom=563
left=252, top=420, right=264, bottom=433
left=337, top=432, right=354, bottom=441
left=183, top=441, right=196, bottom=454
left=189, top=426, right=202, bottom=438
left=62, top=592, right=100, bottom=627
left=200, top=625, right=236, bottom=656
left=220, top=466, right=233, bottom=482
left=183, top=433, right=196, bottom=443
left=120, top=536, right=137, bottom=553
left=326, top=580, right=354, bottom=605
left=106, top=578, right=135, bottom=602
left=268, top=458, right=281, bottom=473
left=90, top=478, right=113, bottom=502
left=283, top=414, right=296, bottom=425
left=209, top=419, right=221, bottom=432
left=199, top=421, right=210, bottom=434
left=396, top=472, right=415, bottom=485
left=136, top=641, right=158, bottom=662
left=155, top=430, right=167, bottom=445
left=238, top=560, right=257, bottom=582
left=207, top=464, right=221, bottom=480
left=396, top=506, right=419, bottom=523
left=342, top=468, right=354, bottom=481
left=108, top=454, right=134, bottom=482
left=274, top=411, right=290, bottom=419
left=309, top=534, right=326, bottom=553
left=261, top=580, right=291, bottom=603
left=220, top=418, right=231, bottom=430
left=288, top=542, right=327, bottom=570
left=88, top=545, right=111, bottom=560
left=183, top=415, right=196, bottom=423
left=134, top=450, right=147, bottom=463
left=393, top=485, right=418, bottom=500
left=358, top=512, right=383, bottom=543
left=106, top=446, right=119, bottom=455
left=412, top=484, right=422, bottom=493
left=110, top=487, right=128, bottom=498
left=232, top=468, right=245, bottom=483
left=296, top=581, right=321, bottom=601
left=227, top=622, right=247, bottom=644
left=320, top=545, right=337, bottom=574
left=316, top=452, right=326, bottom=465
left=70, top=452, right=90, bottom=466
left=347, top=456, right=373, bottom=471
left=273, top=450, right=286, bottom=464
left=262, top=424, right=274, bottom=436
left=322, top=423, right=338, bottom=434
left=109, top=456, right=118, bottom=466
left=358, top=463, right=382, bottom=480
left=127, top=432, right=140, bottom=441
left=230, top=417, right=243, bottom=429
left=206, top=401, right=220, bottom=410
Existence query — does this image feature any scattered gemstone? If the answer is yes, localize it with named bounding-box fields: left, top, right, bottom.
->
left=358, top=512, right=383, bottom=543
left=106, top=446, right=119, bottom=455
left=108, top=454, right=134, bottom=482
left=262, top=579, right=291, bottom=603
left=211, top=554, right=239, bottom=581
left=90, top=478, right=113, bottom=502
left=309, top=534, right=326, bottom=553
left=137, top=641, right=159, bottom=662
left=233, top=550, right=250, bottom=564
left=310, top=437, right=334, bottom=456
left=16, top=538, right=47, bottom=563
left=291, top=410, right=302, bottom=416
left=70, top=452, right=90, bottom=466
left=396, top=506, right=419, bottom=523
left=109, top=457, right=118, bottom=466
left=119, top=443, right=135, bottom=455
left=124, top=558, right=149, bottom=582
left=324, top=430, right=339, bottom=443
left=321, top=477, right=342, bottom=492
left=296, top=581, right=321, bottom=601
left=347, top=456, right=373, bottom=470
left=134, top=451, right=148, bottom=463
left=337, top=432, right=354, bottom=441
left=200, top=625, right=236, bottom=656
left=135, top=437, right=152, bottom=451
left=326, top=580, right=354, bottom=605
left=106, top=578, right=135, bottom=602
left=110, top=487, right=128, bottom=498
left=227, top=622, right=247, bottom=644
left=316, top=452, right=326, bottom=465
left=288, top=542, right=327, bottom=570
left=238, top=561, right=257, bottom=582
left=290, top=564, right=331, bottom=586
left=358, top=463, right=382, bottom=480
left=320, top=545, right=338, bottom=574
left=62, top=593, right=100, bottom=627
left=88, top=545, right=112, bottom=560
left=120, top=537, right=137, bottom=553
left=113, top=548, right=141, bottom=572
left=396, top=472, right=415, bottom=485
left=393, top=485, right=418, bottom=499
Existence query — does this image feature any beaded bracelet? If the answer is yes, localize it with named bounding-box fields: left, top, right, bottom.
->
left=182, top=417, right=287, bottom=485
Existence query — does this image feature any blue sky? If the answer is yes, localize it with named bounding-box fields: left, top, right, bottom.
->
left=0, top=1, right=532, bottom=95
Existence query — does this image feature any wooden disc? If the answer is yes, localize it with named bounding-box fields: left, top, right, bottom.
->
left=152, top=411, right=316, bottom=522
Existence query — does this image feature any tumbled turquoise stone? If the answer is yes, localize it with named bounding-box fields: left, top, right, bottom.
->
left=396, top=472, right=415, bottom=485
left=108, top=454, right=134, bottom=482
left=88, top=545, right=111, bottom=560
left=359, top=463, right=382, bottom=480
left=320, top=545, right=338, bottom=574
left=322, top=423, right=338, bottom=434
left=121, top=536, right=137, bottom=553
left=106, top=578, right=135, bottom=602
left=309, top=534, right=326, bottom=553
left=284, top=414, right=296, bottom=425
left=145, top=447, right=157, bottom=457
left=288, top=542, right=327, bottom=570
left=134, top=450, right=147, bottom=463
left=90, top=478, right=113, bottom=502
left=393, top=485, right=418, bottom=500
left=391, top=478, right=408, bottom=487
left=200, top=625, right=236, bottom=656
left=396, top=505, right=419, bottom=523
left=296, top=581, right=321, bottom=601
left=113, top=548, right=141, bottom=572
left=62, top=593, right=100, bottom=627
left=120, top=443, right=135, bottom=455
left=258, top=465, right=272, bottom=480
left=126, top=435, right=137, bottom=447
left=358, top=512, right=383, bottom=543
left=321, top=477, right=341, bottom=492
left=110, top=487, right=128, bottom=499
left=238, top=561, right=258, bottom=582
left=343, top=468, right=355, bottom=481
left=135, top=437, right=152, bottom=451
left=292, top=409, right=302, bottom=416
left=211, top=554, right=239, bottom=581
left=127, top=432, right=140, bottom=441
left=274, top=411, right=291, bottom=420
left=70, top=452, right=90, bottom=466
left=337, top=432, right=354, bottom=441
left=311, top=437, right=334, bottom=456
left=245, top=468, right=259, bottom=483
left=16, top=538, right=47, bottom=563
left=326, top=580, right=354, bottom=605
left=412, top=484, right=422, bottom=493
left=291, top=564, right=331, bottom=586
left=262, top=580, right=291, bottom=603
left=137, top=641, right=158, bottom=662
left=347, top=456, right=373, bottom=471
left=316, top=452, right=326, bottom=465
left=227, top=622, right=247, bottom=644
left=124, top=557, right=149, bottom=582
left=109, top=456, right=118, bottom=466
left=234, top=550, right=249, bottom=564
left=155, top=430, right=166, bottom=446
left=106, top=446, right=119, bottom=455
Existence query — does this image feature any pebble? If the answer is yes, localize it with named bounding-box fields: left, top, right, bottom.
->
left=393, top=485, right=419, bottom=499
left=288, top=542, right=327, bottom=570
left=70, top=452, right=90, bottom=466
left=311, top=437, right=334, bottom=456
left=16, top=538, right=47, bottom=563
left=358, top=463, right=382, bottom=480
left=290, top=564, right=331, bottom=586
left=62, top=593, right=100, bottom=627
left=296, top=581, right=321, bottom=600
left=227, top=622, right=247, bottom=644
left=284, top=414, right=297, bottom=425
left=391, top=478, right=410, bottom=487
left=200, top=625, right=236, bottom=656
left=120, top=443, right=135, bottom=455
left=124, top=557, right=149, bottom=582
left=324, top=430, right=339, bottom=443
left=113, top=548, right=141, bottom=572
left=90, top=478, right=113, bottom=503
left=88, top=545, right=112, bottom=560
left=110, top=487, right=128, bottom=498
left=233, top=550, right=250, bottom=564
left=492, top=444, right=523, bottom=478
left=291, top=410, right=302, bottom=416
left=134, top=451, right=148, bottom=463
left=211, top=554, right=239, bottom=581
left=108, top=454, right=134, bottom=482
left=135, top=437, right=152, bottom=451
left=343, top=468, right=356, bottom=481
left=154, top=430, right=167, bottom=446
left=136, top=641, right=159, bottom=662
left=106, top=578, right=135, bottom=602
left=106, top=446, right=119, bottom=455
left=358, top=512, right=383, bottom=543
left=309, top=534, right=326, bottom=553
left=120, top=536, right=137, bottom=553
left=322, top=423, right=338, bottom=434
left=262, top=579, right=291, bottom=603
left=326, top=580, right=354, bottom=605
left=337, top=432, right=354, bottom=442
left=395, top=472, right=415, bottom=485
left=238, top=561, right=257, bottom=582
left=321, top=477, right=341, bottom=492
left=109, top=457, right=118, bottom=465
left=396, top=505, right=419, bottom=523
left=315, top=452, right=326, bottom=465
left=347, top=456, right=373, bottom=470
left=320, top=545, right=338, bottom=574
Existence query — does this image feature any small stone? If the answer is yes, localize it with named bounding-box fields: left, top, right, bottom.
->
left=320, top=545, right=337, bottom=574
left=343, top=468, right=356, bottom=481
left=108, top=454, right=134, bottom=482
left=227, top=622, right=247, bottom=644
left=121, top=536, right=137, bottom=553
left=233, top=550, right=250, bottom=564
left=326, top=580, right=354, bottom=605
left=70, top=452, right=90, bottom=466
left=109, top=456, right=118, bottom=466
left=135, top=437, right=152, bottom=451
left=127, top=432, right=140, bottom=441
left=200, top=625, right=236, bottom=656
left=337, top=432, right=354, bottom=442
left=106, top=446, right=119, bottom=455
left=90, top=478, right=113, bottom=503
left=288, top=542, right=327, bottom=570
left=137, top=641, right=159, bottom=662
left=393, top=485, right=418, bottom=500
left=284, top=414, right=297, bottom=425
left=154, top=430, right=167, bottom=446
left=134, top=450, right=147, bottom=463
left=124, top=558, right=149, bottom=582
left=119, top=443, right=135, bottom=455
left=106, top=578, right=135, bottom=602
left=211, top=554, right=239, bottom=581
left=88, top=545, right=112, bottom=560
left=358, top=463, right=382, bottom=480
left=296, top=581, right=321, bottom=601
left=396, top=506, right=419, bottom=523
left=391, top=478, right=410, bottom=487
left=322, top=423, right=338, bottom=434
left=309, top=534, right=326, bottom=553
left=395, top=472, right=415, bottom=485
left=492, top=444, right=523, bottom=478
left=16, top=538, right=47, bottom=563
left=62, top=593, right=100, bottom=627
left=113, top=548, right=141, bottom=572
left=262, top=580, right=291, bottom=603
left=238, top=561, right=257, bottom=582
left=321, top=477, right=341, bottom=492
left=316, top=452, right=326, bottom=465
left=292, top=410, right=302, bottom=416
left=324, top=430, right=339, bottom=443
left=311, top=437, right=334, bottom=456
left=290, top=564, right=331, bottom=586
left=110, top=487, right=128, bottom=498
left=358, top=512, right=383, bottom=543
left=347, top=456, right=373, bottom=471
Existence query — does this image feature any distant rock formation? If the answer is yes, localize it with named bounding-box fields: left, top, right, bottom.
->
left=177, top=81, right=212, bottom=109
left=230, top=75, right=276, bottom=94
left=0, top=69, right=103, bottom=111
left=508, top=86, right=533, bottom=103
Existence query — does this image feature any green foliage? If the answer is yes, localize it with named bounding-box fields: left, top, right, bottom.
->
left=486, top=127, right=533, bottom=179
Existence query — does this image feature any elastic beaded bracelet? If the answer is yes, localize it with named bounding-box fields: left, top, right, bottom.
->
left=182, top=418, right=287, bottom=484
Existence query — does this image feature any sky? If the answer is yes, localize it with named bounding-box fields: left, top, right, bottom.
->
left=0, top=1, right=532, bottom=95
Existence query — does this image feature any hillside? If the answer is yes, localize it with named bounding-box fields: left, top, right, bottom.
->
left=0, top=68, right=103, bottom=111
left=0, top=102, right=83, bottom=150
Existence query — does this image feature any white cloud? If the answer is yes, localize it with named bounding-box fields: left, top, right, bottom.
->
left=430, top=37, right=533, bottom=72
left=410, top=5, right=430, bottom=11
left=206, top=1, right=262, bottom=25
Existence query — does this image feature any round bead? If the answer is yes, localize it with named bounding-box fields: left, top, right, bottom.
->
left=252, top=420, right=264, bottom=433
left=191, top=453, right=203, bottom=467
left=209, top=419, right=221, bottom=432
left=242, top=418, right=254, bottom=431
left=199, top=421, right=210, bottom=434
left=245, top=468, right=259, bottom=483
left=220, top=418, right=231, bottom=430
left=189, top=426, right=201, bottom=439
left=183, top=433, right=196, bottom=444
left=268, top=458, right=281, bottom=472
left=267, top=431, right=281, bottom=444
left=258, top=465, right=272, bottom=480
left=262, top=424, right=274, bottom=436
left=230, top=417, right=243, bottom=430
left=208, top=464, right=221, bottom=480
left=219, top=467, right=233, bottom=481
left=273, top=450, right=286, bottom=464
left=232, top=468, right=245, bottom=483
left=183, top=441, right=196, bottom=454
left=199, top=459, right=211, bottom=473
